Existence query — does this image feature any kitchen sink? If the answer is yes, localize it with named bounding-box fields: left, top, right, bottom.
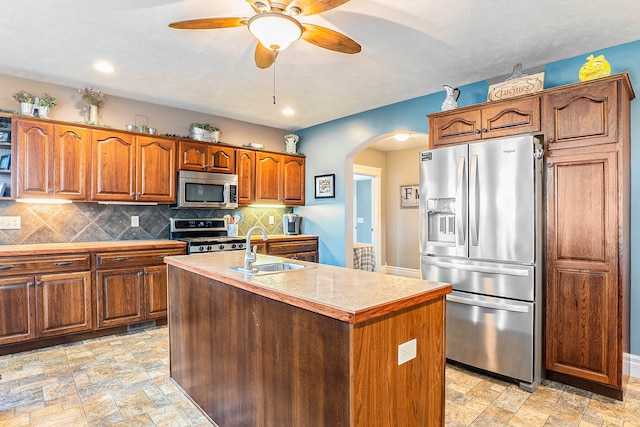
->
left=229, top=262, right=310, bottom=275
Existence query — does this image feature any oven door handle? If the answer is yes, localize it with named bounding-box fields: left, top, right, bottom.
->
left=446, top=294, right=530, bottom=313
left=425, top=259, right=530, bottom=276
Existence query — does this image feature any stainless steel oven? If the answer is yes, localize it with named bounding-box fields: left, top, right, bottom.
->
left=170, top=217, right=245, bottom=254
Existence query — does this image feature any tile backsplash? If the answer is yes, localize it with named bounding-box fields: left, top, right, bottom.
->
left=0, top=201, right=291, bottom=245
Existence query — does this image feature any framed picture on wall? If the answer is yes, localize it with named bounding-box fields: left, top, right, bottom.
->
left=0, top=154, right=10, bottom=170
left=314, top=174, right=335, bottom=199
left=400, top=184, right=419, bottom=208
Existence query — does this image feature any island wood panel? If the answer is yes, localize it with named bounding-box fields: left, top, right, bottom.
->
left=169, top=267, right=350, bottom=427
left=168, top=266, right=446, bottom=426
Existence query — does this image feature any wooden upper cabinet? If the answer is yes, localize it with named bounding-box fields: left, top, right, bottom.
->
left=137, top=136, right=176, bottom=203
left=178, top=140, right=235, bottom=173
left=255, top=152, right=282, bottom=203
left=542, top=79, right=618, bottom=150
left=91, top=130, right=135, bottom=201
left=236, top=149, right=256, bottom=205
left=15, top=120, right=88, bottom=200
left=15, top=120, right=53, bottom=197
left=282, top=155, right=305, bottom=206
left=429, top=97, right=540, bottom=147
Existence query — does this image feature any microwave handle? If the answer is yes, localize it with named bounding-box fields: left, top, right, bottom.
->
left=223, top=182, right=230, bottom=205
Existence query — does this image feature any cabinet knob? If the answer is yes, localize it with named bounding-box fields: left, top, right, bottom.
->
left=548, top=138, right=554, bottom=144
left=474, top=129, right=481, bottom=134
left=481, top=128, right=488, bottom=133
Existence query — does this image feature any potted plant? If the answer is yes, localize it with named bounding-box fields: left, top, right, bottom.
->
left=190, top=123, right=221, bottom=142
left=36, top=93, right=58, bottom=118
left=78, top=86, right=105, bottom=124
left=13, top=90, right=35, bottom=116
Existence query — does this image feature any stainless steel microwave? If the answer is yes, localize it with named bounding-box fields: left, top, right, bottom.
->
left=175, top=170, right=238, bottom=209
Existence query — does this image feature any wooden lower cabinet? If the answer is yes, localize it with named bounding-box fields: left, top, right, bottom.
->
left=145, top=265, right=169, bottom=319
left=96, top=267, right=144, bottom=328
left=37, top=271, right=93, bottom=337
left=0, top=277, right=35, bottom=345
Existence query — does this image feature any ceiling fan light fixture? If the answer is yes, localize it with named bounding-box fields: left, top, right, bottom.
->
left=248, top=12, right=303, bottom=51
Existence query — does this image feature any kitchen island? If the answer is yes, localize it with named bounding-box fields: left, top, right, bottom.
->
left=165, top=251, right=451, bottom=427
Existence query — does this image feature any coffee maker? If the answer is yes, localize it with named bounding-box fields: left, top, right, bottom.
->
left=283, top=213, right=302, bottom=235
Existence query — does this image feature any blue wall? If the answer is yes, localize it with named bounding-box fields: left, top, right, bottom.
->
left=297, top=39, right=640, bottom=356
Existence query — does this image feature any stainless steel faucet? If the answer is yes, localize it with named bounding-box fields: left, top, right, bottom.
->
left=244, top=226, right=268, bottom=271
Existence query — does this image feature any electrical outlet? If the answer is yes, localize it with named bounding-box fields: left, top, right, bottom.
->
left=0, top=216, right=21, bottom=229
left=269, top=216, right=274, bottom=225
left=398, top=339, right=417, bottom=365
left=131, top=216, right=139, bottom=227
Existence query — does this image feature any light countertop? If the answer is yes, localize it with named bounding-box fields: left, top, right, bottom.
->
left=0, top=240, right=186, bottom=256
left=164, top=251, right=451, bottom=324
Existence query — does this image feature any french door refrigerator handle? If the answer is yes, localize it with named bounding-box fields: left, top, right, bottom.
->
left=447, top=294, right=530, bottom=313
left=470, top=154, right=479, bottom=246
left=456, top=156, right=466, bottom=246
left=424, top=258, right=530, bottom=276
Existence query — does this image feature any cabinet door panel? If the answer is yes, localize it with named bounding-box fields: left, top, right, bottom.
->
left=543, top=80, right=617, bottom=150
left=91, top=131, right=135, bottom=201
left=255, top=153, right=282, bottom=203
left=208, top=146, right=235, bottom=174
left=37, top=271, right=92, bottom=337
left=137, top=136, right=176, bottom=202
left=16, top=120, right=54, bottom=197
left=55, top=125, right=89, bottom=199
left=0, top=277, right=35, bottom=345
left=546, top=268, right=616, bottom=385
left=282, top=156, right=305, bottom=206
left=429, top=109, right=481, bottom=146
left=178, top=141, right=208, bottom=171
left=236, top=149, right=256, bottom=205
left=96, top=268, right=144, bottom=328
left=145, top=265, right=168, bottom=319
left=482, top=97, right=540, bottom=138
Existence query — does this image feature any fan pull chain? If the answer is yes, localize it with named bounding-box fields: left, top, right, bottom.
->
left=273, top=58, right=277, bottom=104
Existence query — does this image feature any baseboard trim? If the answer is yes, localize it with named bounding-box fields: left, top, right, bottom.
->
left=380, top=265, right=420, bottom=279
left=627, top=352, right=640, bottom=379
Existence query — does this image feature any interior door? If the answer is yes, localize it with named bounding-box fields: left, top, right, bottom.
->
left=468, top=136, right=538, bottom=263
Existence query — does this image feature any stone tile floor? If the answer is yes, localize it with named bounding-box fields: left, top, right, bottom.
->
left=0, top=325, right=638, bottom=426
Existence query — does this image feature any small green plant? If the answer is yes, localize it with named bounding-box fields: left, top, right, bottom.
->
left=12, top=90, right=34, bottom=103
left=37, top=93, right=58, bottom=108
left=78, top=86, right=105, bottom=106
left=190, top=122, right=220, bottom=132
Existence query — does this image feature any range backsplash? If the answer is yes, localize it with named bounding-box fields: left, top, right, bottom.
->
left=0, top=201, right=292, bottom=245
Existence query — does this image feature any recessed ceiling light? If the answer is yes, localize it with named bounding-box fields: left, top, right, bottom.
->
left=282, top=108, right=295, bottom=116
left=394, top=133, right=411, bottom=142
left=94, top=61, right=115, bottom=73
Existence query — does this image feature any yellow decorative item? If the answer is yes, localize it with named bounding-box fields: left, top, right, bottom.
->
left=579, top=54, right=611, bottom=81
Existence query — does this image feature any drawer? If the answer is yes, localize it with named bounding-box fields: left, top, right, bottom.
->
left=267, top=240, right=318, bottom=256
left=96, top=248, right=185, bottom=269
left=0, top=254, right=91, bottom=277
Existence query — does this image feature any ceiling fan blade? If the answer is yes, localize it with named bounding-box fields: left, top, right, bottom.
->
left=289, top=0, right=351, bottom=16
left=255, top=42, right=278, bottom=69
left=301, top=24, right=361, bottom=54
left=169, top=17, right=247, bottom=30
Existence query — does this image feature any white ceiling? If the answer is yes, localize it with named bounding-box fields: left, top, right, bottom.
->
left=3, top=1, right=640, bottom=132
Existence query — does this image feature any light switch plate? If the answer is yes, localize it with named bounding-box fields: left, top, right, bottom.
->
left=0, top=216, right=21, bottom=229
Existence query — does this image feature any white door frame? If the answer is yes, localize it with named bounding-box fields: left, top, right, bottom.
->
left=353, top=164, right=381, bottom=271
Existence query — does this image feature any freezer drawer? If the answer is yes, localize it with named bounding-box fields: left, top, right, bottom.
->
left=421, top=256, right=534, bottom=301
left=446, top=290, right=534, bottom=383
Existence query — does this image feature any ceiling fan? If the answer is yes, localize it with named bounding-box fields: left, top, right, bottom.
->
left=169, top=0, right=361, bottom=69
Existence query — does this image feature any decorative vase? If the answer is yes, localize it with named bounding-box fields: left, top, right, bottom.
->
left=20, top=102, right=34, bottom=116
left=89, top=104, right=98, bottom=124
left=284, top=134, right=299, bottom=154
left=38, top=106, right=50, bottom=119
left=441, top=85, right=460, bottom=111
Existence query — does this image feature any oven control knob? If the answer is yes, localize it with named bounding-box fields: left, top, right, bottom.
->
left=238, top=243, right=244, bottom=249
left=206, top=246, right=212, bottom=251
left=219, top=245, right=224, bottom=250
left=198, top=246, right=205, bottom=252
left=231, top=244, right=237, bottom=249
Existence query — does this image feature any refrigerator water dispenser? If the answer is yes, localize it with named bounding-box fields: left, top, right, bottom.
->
left=426, top=198, right=456, bottom=244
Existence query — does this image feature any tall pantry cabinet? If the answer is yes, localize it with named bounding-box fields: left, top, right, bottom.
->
left=542, top=74, right=634, bottom=400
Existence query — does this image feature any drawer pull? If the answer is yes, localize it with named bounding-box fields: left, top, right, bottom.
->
left=157, top=255, right=168, bottom=258
left=0, top=265, right=15, bottom=271
left=54, top=261, right=73, bottom=267
left=113, top=257, right=130, bottom=262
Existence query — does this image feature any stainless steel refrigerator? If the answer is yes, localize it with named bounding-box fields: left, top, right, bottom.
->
left=419, top=135, right=543, bottom=391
